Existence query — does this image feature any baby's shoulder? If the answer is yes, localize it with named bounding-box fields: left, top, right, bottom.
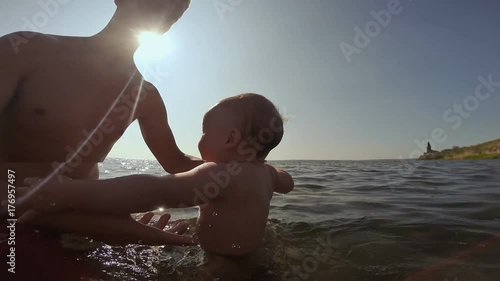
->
left=198, top=162, right=272, bottom=185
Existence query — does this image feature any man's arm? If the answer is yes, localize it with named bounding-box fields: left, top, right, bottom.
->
left=20, top=163, right=224, bottom=215
left=31, top=212, right=196, bottom=246
left=0, top=33, right=22, bottom=114
left=137, top=83, right=204, bottom=174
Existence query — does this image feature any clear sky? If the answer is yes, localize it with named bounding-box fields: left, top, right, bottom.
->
left=1, top=0, right=499, bottom=160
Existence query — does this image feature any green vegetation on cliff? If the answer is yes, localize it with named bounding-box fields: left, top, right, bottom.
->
left=419, top=139, right=500, bottom=160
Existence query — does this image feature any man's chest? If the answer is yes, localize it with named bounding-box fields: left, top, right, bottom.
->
left=7, top=65, right=146, bottom=132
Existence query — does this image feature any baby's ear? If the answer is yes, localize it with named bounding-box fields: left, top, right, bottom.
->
left=225, top=128, right=242, bottom=148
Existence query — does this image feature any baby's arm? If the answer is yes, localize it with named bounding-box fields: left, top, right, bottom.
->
left=267, top=165, right=294, bottom=194
left=19, top=163, right=223, bottom=215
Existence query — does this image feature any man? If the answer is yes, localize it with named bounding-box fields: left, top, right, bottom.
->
left=1, top=0, right=201, bottom=279
left=1, top=0, right=202, bottom=235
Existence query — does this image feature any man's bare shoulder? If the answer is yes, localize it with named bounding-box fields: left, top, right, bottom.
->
left=1, top=31, right=61, bottom=55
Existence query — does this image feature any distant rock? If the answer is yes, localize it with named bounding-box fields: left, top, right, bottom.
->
left=418, top=142, right=441, bottom=160
left=418, top=138, right=500, bottom=160
left=418, top=152, right=443, bottom=160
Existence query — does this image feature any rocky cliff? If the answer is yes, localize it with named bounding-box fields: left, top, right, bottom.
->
left=418, top=139, right=500, bottom=160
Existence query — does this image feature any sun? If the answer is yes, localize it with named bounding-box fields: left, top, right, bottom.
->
left=136, top=32, right=173, bottom=61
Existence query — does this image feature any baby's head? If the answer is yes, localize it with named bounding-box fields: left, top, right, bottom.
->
left=198, top=94, right=284, bottom=163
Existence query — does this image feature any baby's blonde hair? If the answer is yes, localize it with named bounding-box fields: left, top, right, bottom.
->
left=219, top=93, right=284, bottom=159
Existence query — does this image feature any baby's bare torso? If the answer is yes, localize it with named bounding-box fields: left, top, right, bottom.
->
left=196, top=163, right=274, bottom=256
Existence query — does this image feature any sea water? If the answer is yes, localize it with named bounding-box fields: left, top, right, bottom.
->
left=79, top=158, right=500, bottom=281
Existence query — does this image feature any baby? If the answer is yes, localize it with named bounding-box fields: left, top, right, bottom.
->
left=18, top=93, right=294, bottom=257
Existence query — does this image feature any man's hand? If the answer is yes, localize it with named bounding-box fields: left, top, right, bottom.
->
left=25, top=210, right=197, bottom=246
left=97, top=212, right=195, bottom=246
left=137, top=212, right=190, bottom=235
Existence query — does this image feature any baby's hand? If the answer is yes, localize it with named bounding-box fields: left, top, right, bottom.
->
left=265, top=164, right=294, bottom=194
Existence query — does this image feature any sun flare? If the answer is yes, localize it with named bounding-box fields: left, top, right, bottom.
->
left=138, top=31, right=162, bottom=46
left=136, top=32, right=172, bottom=61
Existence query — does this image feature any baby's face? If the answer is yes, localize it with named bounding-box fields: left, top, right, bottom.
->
left=198, top=107, right=230, bottom=161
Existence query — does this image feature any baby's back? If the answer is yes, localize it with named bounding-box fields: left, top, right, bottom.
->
left=197, top=163, right=274, bottom=256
